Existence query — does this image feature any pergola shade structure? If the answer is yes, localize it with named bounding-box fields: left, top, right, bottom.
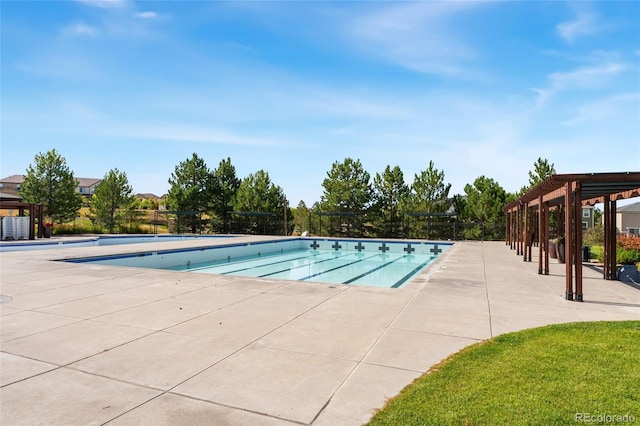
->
left=0, top=200, right=45, bottom=240
left=504, top=172, right=640, bottom=302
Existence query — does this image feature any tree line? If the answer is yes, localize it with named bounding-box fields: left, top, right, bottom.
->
left=17, top=149, right=556, bottom=239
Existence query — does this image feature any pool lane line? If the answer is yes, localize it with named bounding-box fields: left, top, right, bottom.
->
left=342, top=254, right=408, bottom=285
left=185, top=251, right=317, bottom=273
left=256, top=252, right=355, bottom=278
left=193, top=250, right=348, bottom=275
left=222, top=251, right=348, bottom=276
left=390, top=255, right=436, bottom=288
left=298, top=253, right=385, bottom=282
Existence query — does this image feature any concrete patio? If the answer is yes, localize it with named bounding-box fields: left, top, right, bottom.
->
left=1, top=238, right=639, bottom=425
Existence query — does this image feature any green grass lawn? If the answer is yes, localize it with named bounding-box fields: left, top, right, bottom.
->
left=368, top=321, right=640, bottom=426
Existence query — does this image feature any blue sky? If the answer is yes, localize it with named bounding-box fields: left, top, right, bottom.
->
left=2, top=0, right=639, bottom=206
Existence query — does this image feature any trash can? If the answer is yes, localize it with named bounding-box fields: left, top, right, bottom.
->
left=582, top=246, right=591, bottom=262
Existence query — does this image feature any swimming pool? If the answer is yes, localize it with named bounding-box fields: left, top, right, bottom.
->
left=64, top=238, right=451, bottom=289
left=0, top=234, right=234, bottom=252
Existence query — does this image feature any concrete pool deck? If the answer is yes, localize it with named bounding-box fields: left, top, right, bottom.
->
left=1, top=238, right=639, bottom=425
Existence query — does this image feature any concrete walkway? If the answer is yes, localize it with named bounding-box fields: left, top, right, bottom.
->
left=1, top=239, right=638, bottom=425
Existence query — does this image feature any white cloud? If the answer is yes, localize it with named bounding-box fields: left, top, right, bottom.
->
left=548, top=63, right=626, bottom=90
left=135, top=11, right=158, bottom=19
left=75, top=0, right=130, bottom=10
left=119, top=124, right=284, bottom=147
left=557, top=11, right=599, bottom=44
left=562, top=92, right=640, bottom=125
left=346, top=2, right=488, bottom=78
left=533, top=62, right=627, bottom=107
left=62, top=23, right=99, bottom=37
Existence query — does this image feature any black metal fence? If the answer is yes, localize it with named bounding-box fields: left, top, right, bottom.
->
left=61, top=209, right=506, bottom=241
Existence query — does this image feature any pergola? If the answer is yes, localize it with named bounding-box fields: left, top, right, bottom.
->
left=504, top=172, right=640, bottom=302
left=0, top=197, right=45, bottom=240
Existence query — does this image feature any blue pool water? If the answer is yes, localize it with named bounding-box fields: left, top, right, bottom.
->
left=65, top=238, right=451, bottom=289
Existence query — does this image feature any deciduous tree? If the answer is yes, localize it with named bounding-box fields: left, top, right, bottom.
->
left=20, top=149, right=83, bottom=224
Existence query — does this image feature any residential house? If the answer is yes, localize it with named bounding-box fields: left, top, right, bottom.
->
left=0, top=175, right=102, bottom=198
left=581, top=206, right=595, bottom=231
left=617, top=201, right=640, bottom=236
left=0, top=175, right=24, bottom=196
left=76, top=178, right=102, bottom=197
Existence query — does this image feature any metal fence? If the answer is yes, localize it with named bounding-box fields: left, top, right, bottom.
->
left=59, top=209, right=506, bottom=241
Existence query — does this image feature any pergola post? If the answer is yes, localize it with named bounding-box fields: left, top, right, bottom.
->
left=504, top=211, right=511, bottom=246
left=511, top=209, right=516, bottom=250
left=604, top=197, right=618, bottom=280
left=516, top=203, right=522, bottom=255
left=523, top=202, right=529, bottom=261
left=543, top=201, right=550, bottom=275
left=537, top=197, right=544, bottom=274
left=564, top=182, right=573, bottom=300
left=610, top=199, right=617, bottom=280
left=574, top=182, right=583, bottom=302
left=604, top=196, right=610, bottom=279
left=528, top=204, right=533, bottom=262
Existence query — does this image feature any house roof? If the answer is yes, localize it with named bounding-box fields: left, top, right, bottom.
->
left=0, top=174, right=25, bottom=184
left=0, top=192, right=23, bottom=201
left=0, top=175, right=103, bottom=187
left=76, top=178, right=102, bottom=187
left=136, top=193, right=160, bottom=199
left=618, top=201, right=640, bottom=212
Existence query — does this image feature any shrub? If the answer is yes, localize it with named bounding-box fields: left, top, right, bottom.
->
left=618, top=235, right=640, bottom=250
left=590, top=246, right=604, bottom=262
left=617, top=249, right=640, bottom=265
left=583, top=225, right=604, bottom=246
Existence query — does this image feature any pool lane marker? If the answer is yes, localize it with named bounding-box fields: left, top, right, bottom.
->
left=257, top=252, right=356, bottom=278
left=189, top=251, right=330, bottom=274
left=390, top=256, right=436, bottom=288
left=298, top=253, right=382, bottom=282
left=342, top=254, right=407, bottom=284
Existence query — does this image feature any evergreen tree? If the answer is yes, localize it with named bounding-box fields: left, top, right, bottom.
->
left=20, top=149, right=83, bottom=224
left=166, top=153, right=213, bottom=233
left=410, top=161, right=451, bottom=212
left=462, top=176, right=508, bottom=240
left=518, top=157, right=557, bottom=195
left=210, top=157, right=240, bottom=233
left=90, top=168, right=135, bottom=233
left=528, top=157, right=556, bottom=188
left=233, top=170, right=289, bottom=234
left=320, top=158, right=372, bottom=236
left=408, top=161, right=452, bottom=239
left=372, top=165, right=410, bottom=237
left=293, top=200, right=310, bottom=235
